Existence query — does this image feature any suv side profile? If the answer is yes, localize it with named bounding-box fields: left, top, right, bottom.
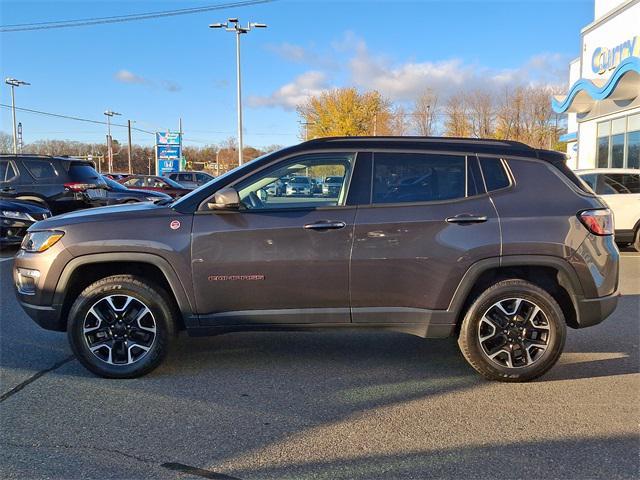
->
left=1, top=154, right=107, bottom=214
left=13, top=137, right=619, bottom=381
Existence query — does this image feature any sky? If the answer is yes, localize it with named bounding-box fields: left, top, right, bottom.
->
left=0, top=0, right=595, bottom=149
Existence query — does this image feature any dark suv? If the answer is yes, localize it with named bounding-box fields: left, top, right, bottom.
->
left=13, top=137, right=619, bottom=381
left=1, top=154, right=107, bottom=214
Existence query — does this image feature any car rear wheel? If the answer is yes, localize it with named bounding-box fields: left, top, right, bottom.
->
left=67, top=275, right=177, bottom=378
left=458, top=279, right=566, bottom=382
left=634, top=228, right=640, bottom=252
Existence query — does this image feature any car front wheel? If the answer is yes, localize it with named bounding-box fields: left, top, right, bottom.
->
left=67, top=275, right=177, bottom=378
left=458, top=279, right=566, bottom=382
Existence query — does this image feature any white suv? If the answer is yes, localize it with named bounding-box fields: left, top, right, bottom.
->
left=577, top=168, right=640, bottom=250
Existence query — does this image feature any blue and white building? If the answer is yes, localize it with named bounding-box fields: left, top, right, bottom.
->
left=553, top=0, right=639, bottom=169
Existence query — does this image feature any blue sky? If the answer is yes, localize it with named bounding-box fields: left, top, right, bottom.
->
left=1, top=0, right=594, bottom=148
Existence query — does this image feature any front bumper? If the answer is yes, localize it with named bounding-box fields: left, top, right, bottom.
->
left=18, top=300, right=64, bottom=331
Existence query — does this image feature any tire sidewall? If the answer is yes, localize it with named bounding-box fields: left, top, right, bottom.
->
left=67, top=278, right=174, bottom=378
left=460, top=282, right=566, bottom=381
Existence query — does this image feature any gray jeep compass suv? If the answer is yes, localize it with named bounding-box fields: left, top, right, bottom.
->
left=13, top=137, right=619, bottom=381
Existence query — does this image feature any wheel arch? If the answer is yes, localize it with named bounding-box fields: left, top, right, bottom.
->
left=54, top=253, right=194, bottom=331
left=450, top=256, right=583, bottom=331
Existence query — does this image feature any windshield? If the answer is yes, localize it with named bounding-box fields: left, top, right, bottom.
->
left=162, top=176, right=187, bottom=188
left=103, top=175, right=127, bottom=191
left=290, top=177, right=310, bottom=184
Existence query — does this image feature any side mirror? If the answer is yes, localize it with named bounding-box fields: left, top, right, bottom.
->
left=207, top=187, right=240, bottom=210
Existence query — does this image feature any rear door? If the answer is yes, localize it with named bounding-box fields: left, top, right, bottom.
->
left=350, top=151, right=500, bottom=326
left=191, top=151, right=358, bottom=325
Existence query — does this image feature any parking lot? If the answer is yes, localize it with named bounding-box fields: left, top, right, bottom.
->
left=0, top=247, right=638, bottom=479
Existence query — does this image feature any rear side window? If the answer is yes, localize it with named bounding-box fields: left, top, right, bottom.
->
left=372, top=153, right=466, bottom=204
left=480, top=157, right=510, bottom=191
left=68, top=163, right=100, bottom=181
left=0, top=160, right=18, bottom=182
left=24, top=160, right=58, bottom=179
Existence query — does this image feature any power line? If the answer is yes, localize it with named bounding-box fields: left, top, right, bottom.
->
left=0, top=104, right=155, bottom=135
left=0, top=0, right=275, bottom=33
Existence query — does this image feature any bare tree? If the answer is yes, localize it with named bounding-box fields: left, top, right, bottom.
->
left=467, top=89, right=495, bottom=138
left=443, top=93, right=472, bottom=137
left=412, top=89, right=438, bottom=136
left=0, top=131, right=13, bottom=153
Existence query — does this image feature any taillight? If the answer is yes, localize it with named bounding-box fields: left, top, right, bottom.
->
left=578, top=209, right=614, bottom=236
left=64, top=182, right=97, bottom=192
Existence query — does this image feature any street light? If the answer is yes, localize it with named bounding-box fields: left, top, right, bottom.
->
left=5, top=77, right=30, bottom=154
left=209, top=18, right=267, bottom=166
left=104, top=110, right=121, bottom=173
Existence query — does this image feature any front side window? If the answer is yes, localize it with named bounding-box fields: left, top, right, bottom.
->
left=236, top=153, right=355, bottom=210
left=24, top=160, right=58, bottom=179
left=372, top=153, right=466, bottom=204
left=601, top=174, right=640, bottom=194
left=123, top=177, right=144, bottom=187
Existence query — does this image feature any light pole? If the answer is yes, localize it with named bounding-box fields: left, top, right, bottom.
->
left=5, top=78, right=30, bottom=154
left=209, top=18, right=267, bottom=166
left=104, top=110, right=121, bottom=173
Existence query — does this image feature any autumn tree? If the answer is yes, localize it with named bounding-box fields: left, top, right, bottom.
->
left=467, top=89, right=495, bottom=138
left=411, top=89, right=439, bottom=136
left=443, top=92, right=472, bottom=137
left=297, top=88, right=392, bottom=139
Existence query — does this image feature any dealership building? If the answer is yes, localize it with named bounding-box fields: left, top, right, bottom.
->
left=553, top=0, right=639, bottom=169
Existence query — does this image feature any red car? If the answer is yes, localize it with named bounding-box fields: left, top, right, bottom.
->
left=118, top=175, right=192, bottom=198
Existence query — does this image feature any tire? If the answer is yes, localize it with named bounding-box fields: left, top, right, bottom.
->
left=634, top=229, right=640, bottom=253
left=458, top=279, right=566, bottom=382
left=67, top=275, right=177, bottom=378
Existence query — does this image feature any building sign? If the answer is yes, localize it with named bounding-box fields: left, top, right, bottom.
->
left=591, top=35, right=639, bottom=75
left=155, top=131, right=182, bottom=175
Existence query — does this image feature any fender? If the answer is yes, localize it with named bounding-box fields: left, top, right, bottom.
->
left=52, top=252, right=195, bottom=323
left=448, top=255, right=584, bottom=316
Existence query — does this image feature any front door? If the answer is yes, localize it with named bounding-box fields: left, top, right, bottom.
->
left=350, top=151, right=500, bottom=326
left=191, top=152, right=357, bottom=326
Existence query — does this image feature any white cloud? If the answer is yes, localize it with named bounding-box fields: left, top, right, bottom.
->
left=252, top=32, right=569, bottom=110
left=114, top=69, right=182, bottom=92
left=114, top=69, right=147, bottom=84
left=247, top=71, right=330, bottom=110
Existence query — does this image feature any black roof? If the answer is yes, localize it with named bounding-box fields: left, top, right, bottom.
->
left=298, top=136, right=565, bottom=162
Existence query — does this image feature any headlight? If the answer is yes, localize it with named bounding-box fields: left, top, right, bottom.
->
left=1, top=210, right=32, bottom=221
left=21, top=231, right=64, bottom=253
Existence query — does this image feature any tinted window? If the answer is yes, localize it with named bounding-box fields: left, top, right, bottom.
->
left=103, top=176, right=127, bottom=191
left=175, top=173, right=191, bottom=182
left=480, top=157, right=510, bottom=191
left=580, top=174, right=597, bottom=191
left=0, top=160, right=17, bottom=182
left=25, top=160, right=58, bottom=179
left=599, top=174, right=640, bottom=194
left=195, top=173, right=211, bottom=183
left=69, top=163, right=100, bottom=181
left=372, top=153, right=465, bottom=204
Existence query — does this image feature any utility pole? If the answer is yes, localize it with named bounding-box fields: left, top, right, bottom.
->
left=127, top=120, right=133, bottom=174
left=104, top=110, right=121, bottom=173
left=5, top=77, right=30, bottom=154
left=210, top=18, right=267, bottom=166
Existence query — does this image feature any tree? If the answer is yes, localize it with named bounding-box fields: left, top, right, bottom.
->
left=0, top=131, right=13, bottom=153
left=467, top=89, right=495, bottom=138
left=297, top=87, right=392, bottom=139
left=443, top=93, right=472, bottom=137
left=411, top=89, right=439, bottom=136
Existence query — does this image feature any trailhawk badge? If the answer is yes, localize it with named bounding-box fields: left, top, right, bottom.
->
left=170, top=220, right=181, bottom=230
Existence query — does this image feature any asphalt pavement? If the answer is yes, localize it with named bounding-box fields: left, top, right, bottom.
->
left=1, top=247, right=638, bottom=479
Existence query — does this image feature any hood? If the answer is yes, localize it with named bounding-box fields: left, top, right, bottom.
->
left=29, top=201, right=172, bottom=230
left=0, top=198, right=51, bottom=214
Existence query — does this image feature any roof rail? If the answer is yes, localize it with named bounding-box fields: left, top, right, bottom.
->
left=304, top=136, right=533, bottom=149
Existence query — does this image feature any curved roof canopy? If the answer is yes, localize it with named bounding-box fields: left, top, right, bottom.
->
left=552, top=57, right=640, bottom=114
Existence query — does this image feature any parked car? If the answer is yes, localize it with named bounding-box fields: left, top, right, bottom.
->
left=576, top=168, right=640, bottom=250
left=118, top=175, right=192, bottom=198
left=286, top=176, right=312, bottom=196
left=103, top=173, right=130, bottom=181
left=0, top=154, right=107, bottom=214
left=101, top=175, right=172, bottom=205
left=14, top=137, right=618, bottom=381
left=264, top=179, right=285, bottom=197
left=0, top=198, right=51, bottom=248
left=166, top=171, right=214, bottom=189
left=322, top=176, right=344, bottom=196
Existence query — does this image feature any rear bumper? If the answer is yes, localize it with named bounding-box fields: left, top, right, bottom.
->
left=574, top=291, right=619, bottom=328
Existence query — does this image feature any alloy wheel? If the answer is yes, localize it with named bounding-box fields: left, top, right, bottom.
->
left=83, top=294, right=156, bottom=365
left=478, top=297, right=550, bottom=368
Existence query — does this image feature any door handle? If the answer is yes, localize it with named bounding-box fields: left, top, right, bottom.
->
left=446, top=214, right=488, bottom=224
left=304, top=221, right=346, bottom=231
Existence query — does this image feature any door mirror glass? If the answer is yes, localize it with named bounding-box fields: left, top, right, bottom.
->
left=207, top=187, right=240, bottom=210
